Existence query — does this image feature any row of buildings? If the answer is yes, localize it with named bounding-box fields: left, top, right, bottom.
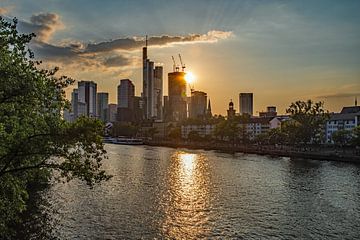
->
left=181, top=99, right=360, bottom=143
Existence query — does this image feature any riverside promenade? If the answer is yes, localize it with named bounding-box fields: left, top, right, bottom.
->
left=146, top=140, right=360, bottom=164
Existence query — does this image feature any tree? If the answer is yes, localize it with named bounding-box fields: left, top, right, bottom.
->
left=0, top=17, right=110, bottom=237
left=331, top=129, right=352, bottom=147
left=168, top=126, right=182, bottom=140
left=351, top=126, right=360, bottom=148
left=144, top=127, right=158, bottom=140
left=286, top=100, right=329, bottom=144
left=188, top=130, right=202, bottom=141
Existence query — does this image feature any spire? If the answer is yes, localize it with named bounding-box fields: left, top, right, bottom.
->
left=356, top=96, right=358, bottom=106
left=145, top=35, right=148, bottom=47
left=207, top=99, right=212, bottom=118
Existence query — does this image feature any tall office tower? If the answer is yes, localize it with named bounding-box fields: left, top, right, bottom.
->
left=71, top=88, right=79, bottom=118
left=239, top=93, right=253, bottom=116
left=189, top=91, right=207, bottom=119
left=133, top=96, right=144, bottom=123
left=142, top=37, right=163, bottom=120
left=168, top=71, right=187, bottom=121
left=163, top=96, right=169, bottom=120
left=153, top=66, right=163, bottom=120
left=117, top=79, right=135, bottom=122
left=78, top=81, right=97, bottom=117
left=107, top=104, right=118, bottom=123
left=97, top=92, right=109, bottom=122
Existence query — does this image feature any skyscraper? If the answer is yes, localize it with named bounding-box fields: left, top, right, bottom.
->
left=71, top=89, right=78, bottom=118
left=107, top=104, right=118, bottom=123
left=189, top=91, right=207, bottom=119
left=239, top=93, right=253, bottom=116
left=78, top=81, right=97, bottom=118
left=117, top=79, right=135, bottom=122
left=167, top=71, right=187, bottom=121
left=142, top=37, right=163, bottom=120
left=97, top=92, right=109, bottom=122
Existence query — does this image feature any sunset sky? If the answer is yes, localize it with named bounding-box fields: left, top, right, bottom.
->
left=1, top=0, right=359, bottom=115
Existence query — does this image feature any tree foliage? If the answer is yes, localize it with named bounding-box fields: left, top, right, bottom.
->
left=285, top=100, right=329, bottom=144
left=0, top=17, right=110, bottom=238
left=331, top=129, right=352, bottom=146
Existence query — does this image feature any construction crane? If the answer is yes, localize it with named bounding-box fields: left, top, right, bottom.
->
left=178, top=54, right=186, bottom=72
left=171, top=56, right=179, bottom=72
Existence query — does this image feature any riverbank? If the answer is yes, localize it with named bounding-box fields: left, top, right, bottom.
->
left=145, top=140, right=360, bottom=164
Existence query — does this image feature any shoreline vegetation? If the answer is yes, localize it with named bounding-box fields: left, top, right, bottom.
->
left=145, top=140, right=360, bottom=163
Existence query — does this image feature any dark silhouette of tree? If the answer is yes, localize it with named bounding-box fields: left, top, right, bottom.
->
left=0, top=17, right=110, bottom=238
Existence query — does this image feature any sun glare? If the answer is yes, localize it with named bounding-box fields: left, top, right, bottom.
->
left=185, top=71, right=195, bottom=84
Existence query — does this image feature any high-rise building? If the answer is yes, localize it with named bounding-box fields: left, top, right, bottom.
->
left=97, top=92, right=109, bottom=122
left=78, top=81, right=97, bottom=118
left=189, top=91, right=207, bottom=119
left=71, top=89, right=79, bottom=118
left=167, top=71, right=187, bottom=121
left=117, top=79, right=135, bottom=122
left=239, top=93, right=253, bottom=116
left=107, top=104, right=118, bottom=123
left=133, top=96, right=144, bottom=123
left=142, top=37, right=163, bottom=120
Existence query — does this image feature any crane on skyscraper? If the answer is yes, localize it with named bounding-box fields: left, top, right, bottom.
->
left=171, top=56, right=179, bottom=72
left=178, top=54, right=186, bottom=72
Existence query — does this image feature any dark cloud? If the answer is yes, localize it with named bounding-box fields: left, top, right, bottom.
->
left=17, top=13, right=63, bottom=42
left=103, top=55, right=133, bottom=67
left=85, top=31, right=230, bottom=53
left=5, top=12, right=232, bottom=77
left=317, top=92, right=360, bottom=99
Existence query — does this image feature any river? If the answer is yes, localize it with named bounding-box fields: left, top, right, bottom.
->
left=33, top=144, right=360, bottom=239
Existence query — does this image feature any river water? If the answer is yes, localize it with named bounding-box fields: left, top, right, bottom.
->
left=38, top=144, right=360, bottom=239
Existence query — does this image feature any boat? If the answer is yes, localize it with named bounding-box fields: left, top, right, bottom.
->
left=103, top=136, right=115, bottom=143
left=112, top=137, right=143, bottom=145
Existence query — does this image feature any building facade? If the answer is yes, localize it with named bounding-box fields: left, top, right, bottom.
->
left=97, top=92, right=109, bottom=122
left=107, top=104, right=118, bottom=123
left=239, top=93, right=253, bottom=116
left=167, top=71, right=187, bottom=121
left=77, top=81, right=97, bottom=118
left=117, top=79, right=135, bottom=122
left=181, top=124, right=215, bottom=139
left=142, top=39, right=163, bottom=120
left=326, top=106, right=360, bottom=143
left=189, top=91, right=207, bottom=119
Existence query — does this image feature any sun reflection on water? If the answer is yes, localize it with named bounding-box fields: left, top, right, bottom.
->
left=161, top=151, right=213, bottom=239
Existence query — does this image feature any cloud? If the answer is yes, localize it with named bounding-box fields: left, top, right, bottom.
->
left=18, top=13, right=64, bottom=42
left=29, top=29, right=232, bottom=72
left=85, top=30, right=233, bottom=53
left=317, top=92, right=360, bottom=99
left=5, top=12, right=232, bottom=86
left=0, top=6, right=14, bottom=15
left=103, top=55, right=135, bottom=67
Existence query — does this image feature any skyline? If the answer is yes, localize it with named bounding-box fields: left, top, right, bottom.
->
left=1, top=0, right=359, bottom=114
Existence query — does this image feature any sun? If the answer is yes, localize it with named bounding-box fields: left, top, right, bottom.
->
left=185, top=71, right=195, bottom=84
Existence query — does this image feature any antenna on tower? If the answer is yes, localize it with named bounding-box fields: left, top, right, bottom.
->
left=145, top=35, right=148, bottom=47
left=356, top=96, right=358, bottom=106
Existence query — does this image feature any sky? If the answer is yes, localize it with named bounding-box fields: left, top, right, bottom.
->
left=1, top=0, right=360, bottom=115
